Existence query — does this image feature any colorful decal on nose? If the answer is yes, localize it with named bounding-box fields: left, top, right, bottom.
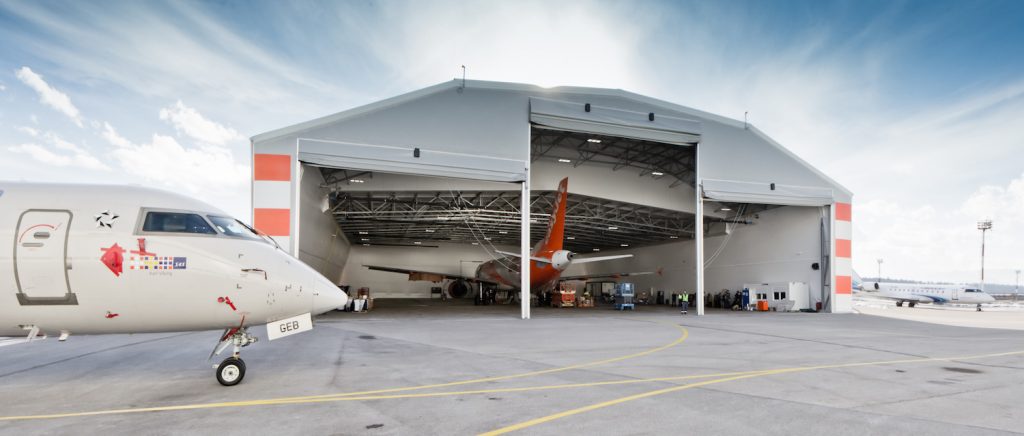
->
left=94, top=210, right=119, bottom=228
left=129, top=256, right=186, bottom=270
left=100, top=243, right=126, bottom=276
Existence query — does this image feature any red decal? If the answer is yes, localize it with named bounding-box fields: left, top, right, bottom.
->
left=218, top=296, right=237, bottom=311
left=105, top=311, right=119, bottom=319
left=99, top=243, right=126, bottom=276
left=131, top=238, right=156, bottom=256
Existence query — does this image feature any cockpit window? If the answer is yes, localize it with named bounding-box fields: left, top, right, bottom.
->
left=208, top=216, right=262, bottom=240
left=965, top=289, right=980, bottom=293
left=143, top=212, right=216, bottom=234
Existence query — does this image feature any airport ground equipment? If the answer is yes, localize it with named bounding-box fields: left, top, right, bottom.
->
left=614, top=283, right=635, bottom=310
left=551, top=282, right=577, bottom=307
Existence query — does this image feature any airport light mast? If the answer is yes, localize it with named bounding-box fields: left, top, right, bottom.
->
left=876, top=258, right=883, bottom=281
left=977, top=220, right=992, bottom=292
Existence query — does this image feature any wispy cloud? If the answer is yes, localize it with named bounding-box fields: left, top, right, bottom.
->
left=14, top=66, right=83, bottom=127
left=7, top=131, right=108, bottom=171
left=159, top=100, right=243, bottom=146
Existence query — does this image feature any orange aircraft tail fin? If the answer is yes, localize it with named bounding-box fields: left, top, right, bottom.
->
left=534, top=177, right=568, bottom=254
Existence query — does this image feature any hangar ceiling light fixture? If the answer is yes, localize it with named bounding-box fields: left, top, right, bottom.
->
left=349, top=179, right=365, bottom=183
left=592, top=248, right=601, bottom=251
left=424, top=229, right=435, bottom=233
left=566, top=236, right=575, bottom=240
left=608, top=226, right=618, bottom=230
left=557, top=158, right=572, bottom=163
left=620, top=243, right=629, bottom=247
left=669, top=235, right=679, bottom=239
left=718, top=207, right=732, bottom=212
left=651, top=171, right=664, bottom=176
left=413, top=241, right=422, bottom=245
left=358, top=231, right=368, bottom=235
left=587, top=138, right=602, bottom=143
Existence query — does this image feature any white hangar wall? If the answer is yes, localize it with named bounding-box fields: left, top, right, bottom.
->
left=296, top=166, right=351, bottom=283
left=566, top=205, right=826, bottom=306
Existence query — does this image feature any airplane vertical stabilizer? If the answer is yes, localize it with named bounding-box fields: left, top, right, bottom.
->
left=533, top=177, right=568, bottom=255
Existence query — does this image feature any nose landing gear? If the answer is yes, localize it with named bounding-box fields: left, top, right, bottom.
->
left=210, top=326, right=258, bottom=386
left=977, top=303, right=983, bottom=312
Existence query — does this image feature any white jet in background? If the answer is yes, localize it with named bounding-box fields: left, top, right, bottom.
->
left=0, top=182, right=348, bottom=386
left=865, top=281, right=995, bottom=311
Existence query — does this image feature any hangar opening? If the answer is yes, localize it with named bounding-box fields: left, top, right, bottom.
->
left=251, top=80, right=854, bottom=317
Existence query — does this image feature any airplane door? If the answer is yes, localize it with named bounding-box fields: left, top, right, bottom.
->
left=14, top=210, right=78, bottom=305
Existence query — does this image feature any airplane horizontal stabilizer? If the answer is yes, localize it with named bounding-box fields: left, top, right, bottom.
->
left=571, top=254, right=633, bottom=264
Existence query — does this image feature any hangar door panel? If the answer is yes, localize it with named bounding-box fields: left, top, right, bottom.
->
left=530, top=97, right=702, bottom=145
left=702, top=179, right=833, bottom=206
left=298, top=138, right=527, bottom=183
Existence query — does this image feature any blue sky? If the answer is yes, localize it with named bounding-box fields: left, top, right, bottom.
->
left=1, top=0, right=1023, bottom=285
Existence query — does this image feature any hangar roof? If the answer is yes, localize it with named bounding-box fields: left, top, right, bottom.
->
left=254, top=79, right=851, bottom=204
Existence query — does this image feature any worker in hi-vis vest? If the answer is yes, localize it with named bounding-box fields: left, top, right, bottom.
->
left=680, top=292, right=689, bottom=314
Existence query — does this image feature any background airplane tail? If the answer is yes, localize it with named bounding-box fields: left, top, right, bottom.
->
left=533, top=177, right=568, bottom=254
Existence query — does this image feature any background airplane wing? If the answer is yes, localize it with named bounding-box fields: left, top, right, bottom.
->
left=363, top=265, right=501, bottom=285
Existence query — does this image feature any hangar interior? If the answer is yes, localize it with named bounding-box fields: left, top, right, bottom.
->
left=251, top=80, right=853, bottom=315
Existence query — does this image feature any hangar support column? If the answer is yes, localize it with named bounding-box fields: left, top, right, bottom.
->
left=695, top=142, right=704, bottom=316
left=520, top=172, right=531, bottom=320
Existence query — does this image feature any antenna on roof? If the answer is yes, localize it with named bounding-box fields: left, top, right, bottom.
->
left=458, top=65, right=466, bottom=93
left=744, top=111, right=749, bottom=129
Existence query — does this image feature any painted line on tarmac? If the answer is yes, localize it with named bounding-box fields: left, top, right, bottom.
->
left=0, top=321, right=689, bottom=422
left=479, top=349, right=1024, bottom=435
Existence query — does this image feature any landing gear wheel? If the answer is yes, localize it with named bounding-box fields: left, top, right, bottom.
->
left=977, top=304, right=983, bottom=312
left=896, top=301, right=904, bottom=307
left=908, top=302, right=916, bottom=308
left=217, top=357, right=246, bottom=386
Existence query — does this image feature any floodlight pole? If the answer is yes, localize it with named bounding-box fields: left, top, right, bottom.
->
left=978, top=220, right=992, bottom=293
left=876, top=258, right=883, bottom=281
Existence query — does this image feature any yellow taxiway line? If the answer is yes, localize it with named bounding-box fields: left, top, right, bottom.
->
left=479, top=349, right=1024, bottom=435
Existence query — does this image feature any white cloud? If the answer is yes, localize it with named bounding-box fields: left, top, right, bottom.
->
left=15, top=66, right=83, bottom=127
left=109, top=133, right=248, bottom=198
left=17, top=126, right=39, bottom=137
left=8, top=132, right=109, bottom=171
left=101, top=122, right=132, bottom=148
left=0, top=83, right=6, bottom=91
left=159, top=100, right=243, bottom=145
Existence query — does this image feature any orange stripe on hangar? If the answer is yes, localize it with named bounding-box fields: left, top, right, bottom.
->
left=835, top=202, right=852, bottom=221
left=254, top=208, right=290, bottom=236
left=835, top=275, right=852, bottom=294
left=254, top=154, right=291, bottom=181
left=835, top=239, right=851, bottom=258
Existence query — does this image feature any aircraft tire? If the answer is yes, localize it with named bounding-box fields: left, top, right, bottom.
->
left=217, top=357, right=246, bottom=386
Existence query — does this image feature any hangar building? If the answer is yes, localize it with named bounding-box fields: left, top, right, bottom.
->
left=250, top=80, right=853, bottom=318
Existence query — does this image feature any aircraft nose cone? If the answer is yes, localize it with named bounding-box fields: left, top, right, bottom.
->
left=313, top=276, right=348, bottom=314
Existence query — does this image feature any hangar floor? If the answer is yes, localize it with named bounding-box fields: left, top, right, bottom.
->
left=1, top=307, right=1022, bottom=435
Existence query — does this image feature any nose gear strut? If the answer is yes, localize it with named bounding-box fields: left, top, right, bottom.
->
left=209, top=318, right=258, bottom=386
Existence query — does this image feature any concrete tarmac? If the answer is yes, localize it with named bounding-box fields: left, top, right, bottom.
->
left=1, top=299, right=1022, bottom=435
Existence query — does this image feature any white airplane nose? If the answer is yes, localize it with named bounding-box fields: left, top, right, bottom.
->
left=313, top=276, right=348, bottom=314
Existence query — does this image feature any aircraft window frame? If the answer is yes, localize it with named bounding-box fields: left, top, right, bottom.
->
left=207, top=215, right=263, bottom=241
left=136, top=208, right=220, bottom=237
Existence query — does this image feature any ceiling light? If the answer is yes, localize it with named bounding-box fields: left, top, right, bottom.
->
left=358, top=231, right=368, bottom=235
left=413, top=241, right=422, bottom=245
left=349, top=179, right=364, bottom=183
left=484, top=237, right=491, bottom=241
left=620, top=244, right=629, bottom=247
left=719, top=207, right=732, bottom=212
left=498, top=230, right=508, bottom=234
left=360, top=238, right=369, bottom=241
left=362, top=243, right=370, bottom=246
left=608, top=226, right=618, bottom=230
left=587, top=138, right=601, bottom=143
left=651, top=171, right=664, bottom=176
left=425, top=229, right=435, bottom=233
left=558, top=158, right=572, bottom=163
left=472, top=242, right=479, bottom=245
left=592, top=248, right=601, bottom=252
left=669, top=235, right=679, bottom=239
left=566, top=236, right=575, bottom=240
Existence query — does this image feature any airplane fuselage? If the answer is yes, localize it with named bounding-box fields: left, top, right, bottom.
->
left=0, top=183, right=347, bottom=337
left=870, top=282, right=995, bottom=305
